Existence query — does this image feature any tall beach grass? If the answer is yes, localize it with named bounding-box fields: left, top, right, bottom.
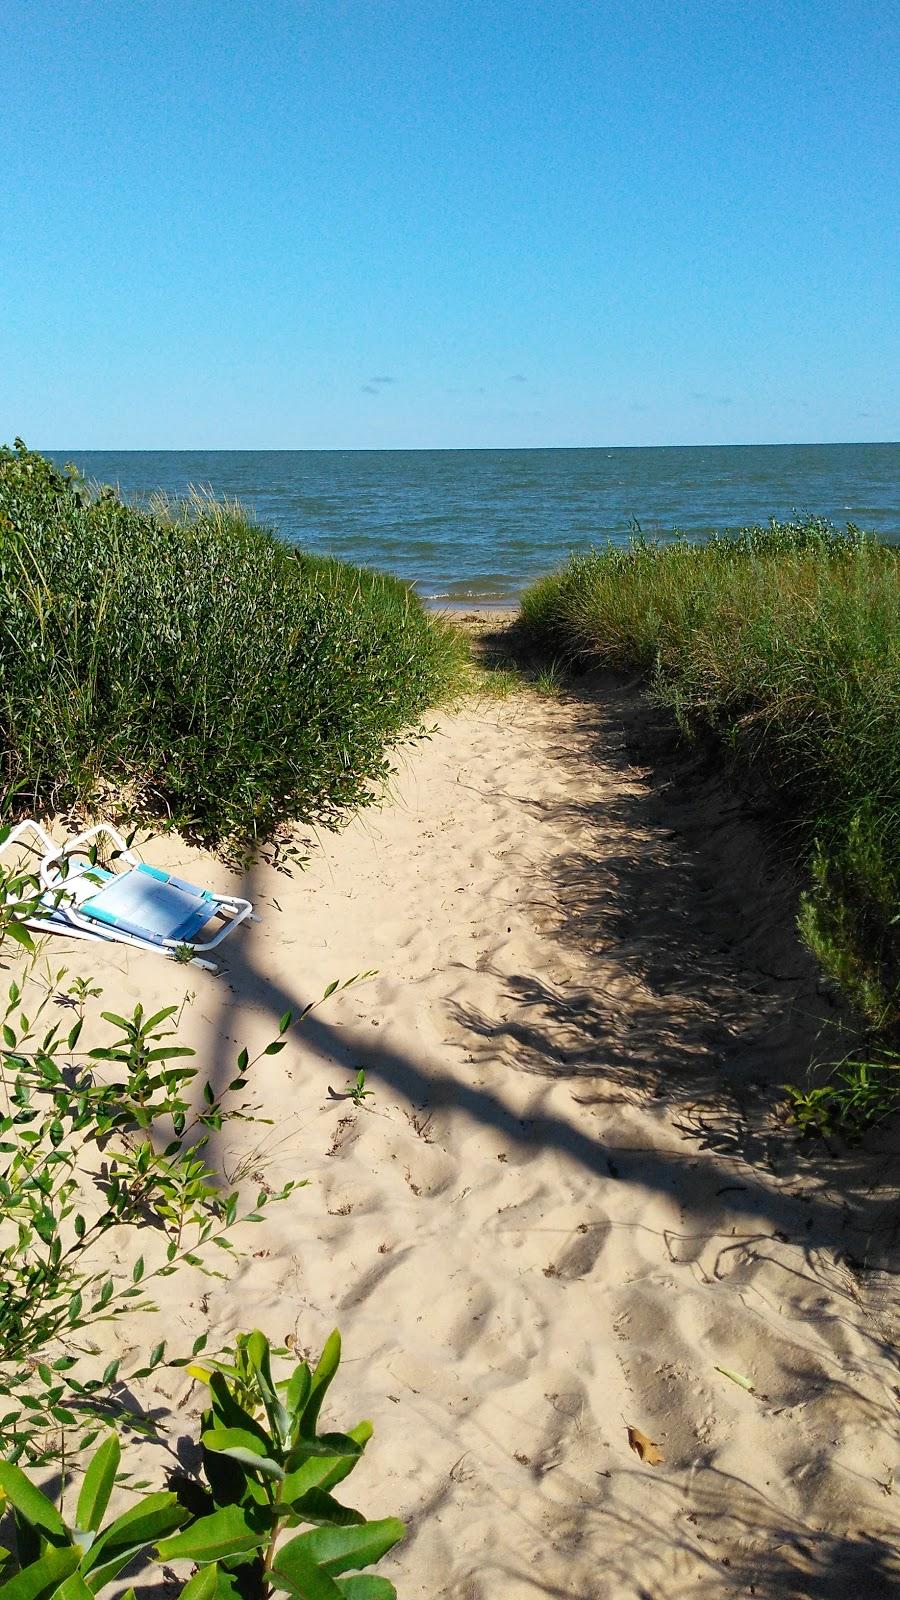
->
left=0, top=443, right=467, bottom=850
left=520, top=519, right=899, bottom=1128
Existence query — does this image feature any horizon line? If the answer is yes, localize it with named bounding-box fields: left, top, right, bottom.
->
left=35, top=438, right=900, bottom=454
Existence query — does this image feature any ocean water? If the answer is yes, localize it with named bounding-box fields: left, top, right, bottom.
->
left=50, top=443, right=899, bottom=604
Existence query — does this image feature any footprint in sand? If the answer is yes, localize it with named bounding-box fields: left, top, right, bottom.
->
left=552, top=1219, right=612, bottom=1279
left=337, top=1245, right=413, bottom=1311
left=447, top=1281, right=496, bottom=1358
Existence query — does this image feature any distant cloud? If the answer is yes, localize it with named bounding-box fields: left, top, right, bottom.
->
left=370, top=375, right=394, bottom=384
left=509, top=373, right=527, bottom=383
left=361, top=384, right=379, bottom=395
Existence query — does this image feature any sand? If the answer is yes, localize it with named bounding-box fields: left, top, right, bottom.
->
left=16, top=676, right=900, bottom=1598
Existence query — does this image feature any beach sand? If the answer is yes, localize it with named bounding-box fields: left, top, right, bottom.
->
left=21, top=676, right=899, bottom=1598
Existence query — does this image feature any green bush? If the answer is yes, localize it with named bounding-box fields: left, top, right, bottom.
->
left=0, top=1329, right=405, bottom=1600
left=519, top=519, right=900, bottom=1130
left=0, top=444, right=466, bottom=851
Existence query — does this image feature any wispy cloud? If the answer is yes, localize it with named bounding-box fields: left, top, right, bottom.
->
left=361, top=384, right=379, bottom=395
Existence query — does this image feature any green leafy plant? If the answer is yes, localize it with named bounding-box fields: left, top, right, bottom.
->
left=0, top=1436, right=189, bottom=1597
left=0, top=1330, right=405, bottom=1600
left=0, top=967, right=299, bottom=1463
left=342, top=1071, right=373, bottom=1109
left=784, top=1049, right=900, bottom=1138
left=0, top=823, right=374, bottom=1462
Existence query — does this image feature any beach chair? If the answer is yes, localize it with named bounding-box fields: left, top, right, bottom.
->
left=0, top=820, right=255, bottom=972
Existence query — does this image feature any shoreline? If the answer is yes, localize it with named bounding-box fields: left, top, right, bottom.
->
left=424, top=599, right=520, bottom=615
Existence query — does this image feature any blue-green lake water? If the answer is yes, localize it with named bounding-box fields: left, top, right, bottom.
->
left=50, top=444, right=899, bottom=603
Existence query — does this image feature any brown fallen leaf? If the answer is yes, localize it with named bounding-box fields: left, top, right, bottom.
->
left=627, top=1425, right=663, bottom=1465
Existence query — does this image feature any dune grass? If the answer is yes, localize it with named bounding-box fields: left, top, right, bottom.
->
left=520, top=519, right=900, bottom=1131
left=0, top=443, right=467, bottom=851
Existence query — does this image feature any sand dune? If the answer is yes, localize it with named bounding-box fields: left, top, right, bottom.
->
left=27, top=676, right=899, bottom=1598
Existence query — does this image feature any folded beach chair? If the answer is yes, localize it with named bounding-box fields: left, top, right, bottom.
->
left=0, top=820, right=255, bottom=972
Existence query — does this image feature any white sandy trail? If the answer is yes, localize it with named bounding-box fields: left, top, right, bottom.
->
left=38, top=681, right=899, bottom=1599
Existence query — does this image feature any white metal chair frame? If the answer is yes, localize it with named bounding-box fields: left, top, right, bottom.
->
left=0, top=820, right=256, bottom=972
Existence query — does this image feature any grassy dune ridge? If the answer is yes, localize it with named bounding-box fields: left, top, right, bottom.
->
left=0, top=443, right=467, bottom=849
left=520, top=520, right=899, bottom=1127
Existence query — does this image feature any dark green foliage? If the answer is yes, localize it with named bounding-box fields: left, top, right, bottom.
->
left=0, top=444, right=465, bottom=850
left=520, top=519, right=900, bottom=1131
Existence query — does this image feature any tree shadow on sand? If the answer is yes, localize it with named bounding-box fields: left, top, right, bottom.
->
left=482, top=1467, right=900, bottom=1599
left=200, top=668, right=897, bottom=1262
left=185, top=664, right=900, bottom=1598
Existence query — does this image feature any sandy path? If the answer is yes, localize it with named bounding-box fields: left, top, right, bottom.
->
left=37, top=680, right=899, bottom=1598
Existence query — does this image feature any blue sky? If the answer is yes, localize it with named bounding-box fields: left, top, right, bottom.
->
left=2, top=1, right=898, bottom=448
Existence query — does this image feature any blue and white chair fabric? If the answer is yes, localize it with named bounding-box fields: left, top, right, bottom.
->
left=0, top=820, right=255, bottom=972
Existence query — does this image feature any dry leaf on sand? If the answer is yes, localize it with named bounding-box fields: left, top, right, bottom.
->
left=627, top=1425, right=663, bottom=1465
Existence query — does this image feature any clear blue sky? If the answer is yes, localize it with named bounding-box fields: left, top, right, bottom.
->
left=2, top=1, right=898, bottom=448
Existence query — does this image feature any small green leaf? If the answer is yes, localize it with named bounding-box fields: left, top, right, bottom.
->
left=286, top=1361, right=311, bottom=1422
left=156, top=1505, right=264, bottom=1564
left=2, top=922, right=35, bottom=954
left=201, top=1427, right=285, bottom=1479
left=80, top=1494, right=188, bottom=1586
left=282, top=1424, right=371, bottom=1501
left=276, top=1520, right=405, bottom=1580
left=179, top=1564, right=243, bottom=1600
left=284, top=1489, right=363, bottom=1528
left=56, top=1570, right=96, bottom=1600
left=269, top=1548, right=341, bottom=1599
left=336, top=1580, right=397, bottom=1600
left=301, top=1330, right=342, bottom=1438
left=0, top=1545, right=80, bottom=1600
left=0, top=1461, right=68, bottom=1542
left=75, top=1433, right=121, bottom=1534
left=285, top=1434, right=363, bottom=1473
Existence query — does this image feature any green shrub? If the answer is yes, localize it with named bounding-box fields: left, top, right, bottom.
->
left=0, top=863, right=405, bottom=1597
left=0, top=1328, right=404, bottom=1599
left=520, top=519, right=900, bottom=1130
left=0, top=444, right=466, bottom=851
